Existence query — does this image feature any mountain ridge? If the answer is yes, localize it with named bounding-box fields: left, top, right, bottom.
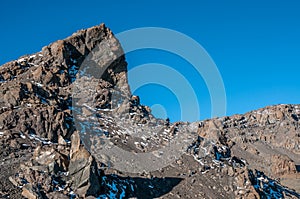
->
left=0, top=23, right=299, bottom=199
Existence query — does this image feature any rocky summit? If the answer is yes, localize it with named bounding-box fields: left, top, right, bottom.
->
left=0, top=23, right=299, bottom=199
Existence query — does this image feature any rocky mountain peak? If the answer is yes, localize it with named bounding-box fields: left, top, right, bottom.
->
left=0, top=23, right=131, bottom=142
left=0, top=24, right=299, bottom=199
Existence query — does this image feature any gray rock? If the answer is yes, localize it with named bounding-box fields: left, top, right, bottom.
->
left=68, top=132, right=101, bottom=197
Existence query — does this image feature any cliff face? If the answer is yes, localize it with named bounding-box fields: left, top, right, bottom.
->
left=0, top=24, right=299, bottom=199
left=0, top=24, right=129, bottom=142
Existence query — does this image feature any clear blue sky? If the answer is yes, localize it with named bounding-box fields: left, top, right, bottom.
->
left=1, top=0, right=300, bottom=121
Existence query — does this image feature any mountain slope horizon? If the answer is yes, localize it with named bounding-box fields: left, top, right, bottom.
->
left=0, top=23, right=299, bottom=199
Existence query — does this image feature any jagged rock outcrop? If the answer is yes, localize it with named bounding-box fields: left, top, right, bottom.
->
left=0, top=23, right=129, bottom=143
left=0, top=23, right=299, bottom=199
left=196, top=104, right=300, bottom=194
left=0, top=23, right=129, bottom=198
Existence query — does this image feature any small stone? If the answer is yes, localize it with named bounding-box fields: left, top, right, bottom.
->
left=8, top=176, right=19, bottom=187
left=58, top=135, right=67, bottom=145
left=46, top=192, right=69, bottom=199
left=227, top=166, right=235, bottom=177
left=85, top=196, right=97, bottom=199
left=70, top=131, right=81, bottom=158
left=223, top=186, right=229, bottom=191
left=22, top=184, right=40, bottom=199
left=82, top=107, right=92, bottom=116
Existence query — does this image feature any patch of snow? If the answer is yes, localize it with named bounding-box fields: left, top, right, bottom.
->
left=36, top=82, right=43, bottom=87
left=148, top=185, right=154, bottom=189
left=141, top=136, right=147, bottom=141
left=262, top=109, right=270, bottom=115
left=250, top=170, right=300, bottom=199
left=20, top=133, right=26, bottom=139
left=61, top=172, right=69, bottom=176
left=140, top=142, right=148, bottom=147
left=17, top=58, right=26, bottom=63
left=212, top=159, right=221, bottom=165
left=69, top=191, right=77, bottom=198
left=257, top=176, right=265, bottom=181
left=82, top=103, right=95, bottom=111
left=28, top=63, right=37, bottom=66
left=241, top=159, right=247, bottom=165
left=201, top=147, right=209, bottom=155
left=28, top=134, right=52, bottom=145
left=201, top=170, right=209, bottom=174
left=193, top=156, right=204, bottom=165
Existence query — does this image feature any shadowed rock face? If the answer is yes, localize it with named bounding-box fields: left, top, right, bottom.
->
left=0, top=24, right=299, bottom=199
left=0, top=23, right=129, bottom=143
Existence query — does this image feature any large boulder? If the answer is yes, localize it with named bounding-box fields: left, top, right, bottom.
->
left=68, top=131, right=101, bottom=197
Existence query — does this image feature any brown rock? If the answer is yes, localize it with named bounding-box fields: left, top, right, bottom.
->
left=32, top=145, right=69, bottom=173
left=271, top=154, right=297, bottom=176
left=70, top=131, right=81, bottom=158
left=1, top=22, right=300, bottom=199
left=3, top=92, right=18, bottom=108
left=68, top=131, right=101, bottom=197
left=32, top=67, right=43, bottom=82
left=227, top=166, right=235, bottom=177
left=246, top=186, right=260, bottom=199
left=58, top=135, right=67, bottom=145
left=275, top=110, right=284, bottom=120
left=8, top=176, right=19, bottom=187
left=82, top=107, right=93, bottom=116
left=46, top=192, right=69, bottom=199
left=22, top=184, right=41, bottom=199
left=247, top=146, right=259, bottom=155
left=43, top=71, right=54, bottom=84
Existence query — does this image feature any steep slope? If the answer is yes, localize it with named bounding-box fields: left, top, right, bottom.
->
left=0, top=24, right=299, bottom=199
